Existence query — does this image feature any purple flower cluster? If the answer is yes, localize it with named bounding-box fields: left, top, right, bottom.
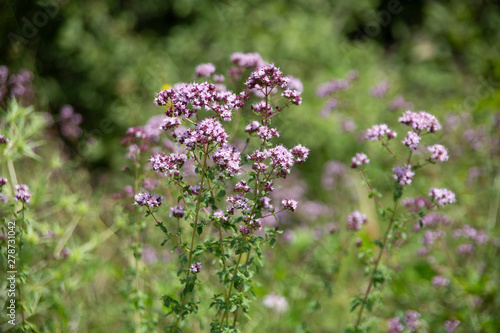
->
left=240, top=219, right=263, bottom=234
left=402, top=131, right=421, bottom=151
left=285, top=76, right=304, bottom=92
left=0, top=134, right=9, bottom=144
left=453, top=225, right=488, bottom=244
left=432, top=275, right=450, bottom=287
left=351, top=153, right=370, bottom=168
left=392, top=165, right=415, bottom=186
left=322, top=160, right=346, bottom=189
left=404, top=310, right=420, bottom=331
left=346, top=210, right=367, bottom=231
left=14, top=184, right=31, bottom=203
left=227, top=195, right=250, bottom=212
left=282, top=89, right=302, bottom=105
left=231, top=52, right=265, bottom=68
left=316, top=79, right=349, bottom=97
left=415, top=212, right=451, bottom=231
left=256, top=126, right=279, bottom=141
left=403, top=196, right=433, bottom=213
left=290, top=144, right=309, bottom=164
left=399, top=110, right=442, bottom=133
left=428, top=144, right=449, bottom=162
left=155, top=82, right=244, bottom=121
left=428, top=188, right=456, bottom=206
left=160, top=117, right=181, bottom=131
left=149, top=153, right=187, bottom=177
left=0, top=66, right=34, bottom=106
left=142, top=178, right=161, bottom=191
left=212, top=144, right=241, bottom=176
left=196, top=118, right=228, bottom=145
left=282, top=199, right=298, bottom=212
left=268, top=145, right=295, bottom=176
left=58, top=105, right=83, bottom=139
left=170, top=206, right=185, bottom=218
left=366, top=124, right=397, bottom=141
left=320, top=98, right=338, bottom=117
left=189, top=262, right=202, bottom=273
left=234, top=181, right=252, bottom=193
left=388, top=317, right=404, bottom=333
left=370, top=80, right=389, bottom=98
left=134, top=192, right=162, bottom=208
left=245, top=121, right=260, bottom=133
left=422, top=230, right=445, bottom=245
left=0, top=177, right=7, bottom=187
left=388, top=95, right=413, bottom=110
left=194, top=63, right=216, bottom=78
left=245, top=63, right=289, bottom=90
left=388, top=311, right=421, bottom=333
left=444, top=319, right=460, bottom=333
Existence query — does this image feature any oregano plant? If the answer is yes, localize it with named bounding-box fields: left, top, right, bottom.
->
left=119, top=53, right=308, bottom=332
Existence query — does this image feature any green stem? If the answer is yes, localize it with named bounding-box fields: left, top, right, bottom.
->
left=173, top=148, right=209, bottom=332
left=133, top=162, right=142, bottom=332
left=355, top=201, right=398, bottom=327
left=222, top=250, right=244, bottom=325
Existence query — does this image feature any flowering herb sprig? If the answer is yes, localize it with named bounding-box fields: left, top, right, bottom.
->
left=347, top=110, right=456, bottom=331
left=124, top=53, right=308, bottom=332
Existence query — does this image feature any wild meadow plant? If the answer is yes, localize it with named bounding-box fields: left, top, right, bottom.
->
left=118, top=53, right=307, bottom=332
left=1, top=69, right=114, bottom=332
left=317, top=72, right=500, bottom=332
left=344, top=110, right=457, bottom=332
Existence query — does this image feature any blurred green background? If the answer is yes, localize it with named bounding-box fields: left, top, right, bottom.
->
left=1, top=0, right=500, bottom=332
left=2, top=0, right=500, bottom=181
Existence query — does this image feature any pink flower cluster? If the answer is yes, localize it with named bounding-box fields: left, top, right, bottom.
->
left=149, top=153, right=187, bottom=177
left=399, top=110, right=442, bottom=133
left=282, top=89, right=302, bottom=105
left=212, top=144, right=241, bottom=176
left=402, top=196, right=433, bottom=213
left=231, top=52, right=265, bottom=68
left=392, top=165, right=415, bottom=185
left=432, top=275, right=450, bottom=287
left=346, top=210, right=367, bottom=231
left=388, top=95, right=413, bottom=110
left=0, top=134, right=8, bottom=144
left=290, top=144, right=309, bottom=164
left=160, top=117, right=181, bottom=130
left=351, top=153, right=370, bottom=168
left=282, top=199, right=298, bottom=212
left=256, top=126, right=279, bottom=141
left=316, top=79, right=349, bottom=97
left=134, top=192, right=162, bottom=208
left=370, top=80, right=389, bottom=98
left=414, top=212, right=451, bottom=230
left=453, top=225, right=488, bottom=244
left=245, top=63, right=289, bottom=90
left=240, top=219, right=262, bottom=234
left=155, top=82, right=244, bottom=121
left=366, top=124, right=397, bottom=141
left=189, top=262, right=202, bottom=273
left=427, top=144, right=449, bottom=162
left=170, top=206, right=185, bottom=218
left=14, top=184, right=31, bottom=203
left=402, top=131, right=421, bottom=151
left=194, top=63, right=216, bottom=78
left=428, top=188, right=456, bottom=206
left=388, top=310, right=420, bottom=333
left=444, top=319, right=460, bottom=333
left=196, top=118, right=228, bottom=145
